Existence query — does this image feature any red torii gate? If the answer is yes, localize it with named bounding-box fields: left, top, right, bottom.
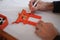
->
left=12, top=9, right=42, bottom=26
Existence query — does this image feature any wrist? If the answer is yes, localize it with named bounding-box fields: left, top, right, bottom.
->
left=46, top=2, right=54, bottom=11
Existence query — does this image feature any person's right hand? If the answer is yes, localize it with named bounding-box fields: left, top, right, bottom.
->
left=29, top=0, right=53, bottom=12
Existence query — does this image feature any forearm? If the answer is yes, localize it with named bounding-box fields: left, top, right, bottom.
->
left=46, top=2, right=54, bottom=11
left=47, top=1, right=60, bottom=13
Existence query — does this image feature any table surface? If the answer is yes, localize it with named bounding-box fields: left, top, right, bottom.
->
left=0, top=0, right=60, bottom=40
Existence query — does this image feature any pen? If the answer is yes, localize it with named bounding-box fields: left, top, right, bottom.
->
left=33, top=0, right=40, bottom=7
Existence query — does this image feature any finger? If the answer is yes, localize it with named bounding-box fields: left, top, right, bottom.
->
left=33, top=0, right=42, bottom=10
left=30, top=0, right=36, bottom=5
left=36, top=20, right=45, bottom=31
left=32, top=1, right=40, bottom=10
left=29, top=0, right=37, bottom=8
left=36, top=20, right=45, bottom=29
left=37, top=20, right=44, bottom=24
left=33, top=6, right=38, bottom=11
left=29, top=1, right=32, bottom=9
left=29, top=1, right=36, bottom=11
left=35, top=29, right=48, bottom=38
left=30, top=0, right=36, bottom=6
left=29, top=0, right=39, bottom=12
left=36, top=21, right=48, bottom=35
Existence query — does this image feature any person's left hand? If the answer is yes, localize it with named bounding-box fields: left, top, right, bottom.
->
left=35, top=21, right=58, bottom=40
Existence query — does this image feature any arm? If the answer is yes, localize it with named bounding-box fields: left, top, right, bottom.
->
left=29, top=0, right=60, bottom=13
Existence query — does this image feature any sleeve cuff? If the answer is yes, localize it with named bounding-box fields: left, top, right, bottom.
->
left=53, top=1, right=60, bottom=13
left=54, top=35, right=60, bottom=40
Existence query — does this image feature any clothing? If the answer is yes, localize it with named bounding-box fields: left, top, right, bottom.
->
left=54, top=35, right=60, bottom=40
left=53, top=1, right=60, bottom=13
left=52, top=1, right=60, bottom=40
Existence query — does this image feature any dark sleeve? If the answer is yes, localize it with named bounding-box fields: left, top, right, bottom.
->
left=54, top=35, right=60, bottom=40
left=53, top=1, right=60, bottom=13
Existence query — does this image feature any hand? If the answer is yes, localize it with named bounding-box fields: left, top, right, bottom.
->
left=35, top=21, right=58, bottom=40
left=29, top=0, right=53, bottom=12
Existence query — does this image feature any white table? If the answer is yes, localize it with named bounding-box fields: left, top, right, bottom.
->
left=0, top=0, right=60, bottom=40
